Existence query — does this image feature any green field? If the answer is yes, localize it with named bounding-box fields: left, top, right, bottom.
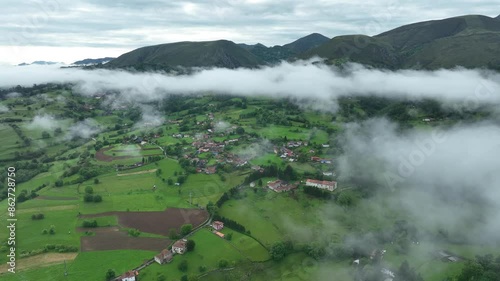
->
left=139, top=229, right=248, bottom=281
left=220, top=229, right=270, bottom=261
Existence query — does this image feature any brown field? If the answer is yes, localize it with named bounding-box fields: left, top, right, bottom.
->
left=80, top=208, right=209, bottom=236
left=0, top=253, right=77, bottom=273
left=80, top=230, right=170, bottom=252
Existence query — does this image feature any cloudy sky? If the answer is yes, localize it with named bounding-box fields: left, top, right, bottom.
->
left=0, top=0, right=498, bottom=65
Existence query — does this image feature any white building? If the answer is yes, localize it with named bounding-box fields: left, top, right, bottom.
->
left=172, top=239, right=187, bottom=254
left=305, top=179, right=337, bottom=191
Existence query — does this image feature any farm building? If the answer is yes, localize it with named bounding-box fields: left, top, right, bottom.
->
left=267, top=180, right=298, bottom=193
left=305, top=179, right=337, bottom=191
left=154, top=249, right=173, bottom=264
left=212, top=221, right=224, bottom=231
left=119, top=270, right=138, bottom=281
left=172, top=239, right=187, bottom=254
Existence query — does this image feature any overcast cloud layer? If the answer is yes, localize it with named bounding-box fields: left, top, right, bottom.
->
left=0, top=0, right=498, bottom=64
left=1, top=63, right=499, bottom=113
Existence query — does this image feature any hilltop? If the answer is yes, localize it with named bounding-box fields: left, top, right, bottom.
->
left=105, top=40, right=264, bottom=70
left=302, top=14, right=500, bottom=69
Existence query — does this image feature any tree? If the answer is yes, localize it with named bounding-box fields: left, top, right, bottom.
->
left=181, top=224, right=193, bottom=235
left=55, top=179, right=63, bottom=187
left=258, top=179, right=263, bottom=187
left=169, top=228, right=179, bottom=240
left=186, top=239, right=195, bottom=252
left=218, top=259, right=229, bottom=268
left=396, top=261, right=424, bottom=281
left=225, top=233, right=233, bottom=241
left=270, top=242, right=286, bottom=261
left=167, top=178, right=173, bottom=185
left=41, top=131, right=50, bottom=139
left=105, top=269, right=116, bottom=281
left=49, top=226, right=55, bottom=235
left=337, top=191, right=354, bottom=209
left=83, top=194, right=94, bottom=202
left=93, top=195, right=102, bottom=202
left=178, top=260, right=188, bottom=272
left=235, top=126, right=245, bottom=135
left=85, top=186, right=94, bottom=194
left=457, top=261, right=485, bottom=281
left=94, top=178, right=99, bottom=184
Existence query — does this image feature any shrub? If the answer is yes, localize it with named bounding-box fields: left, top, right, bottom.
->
left=82, top=220, right=98, bottom=228
left=128, top=229, right=141, bottom=237
left=31, top=213, right=44, bottom=220
left=186, top=240, right=195, bottom=252
left=178, top=260, right=188, bottom=272
left=181, top=224, right=193, bottom=235
left=218, top=259, right=229, bottom=268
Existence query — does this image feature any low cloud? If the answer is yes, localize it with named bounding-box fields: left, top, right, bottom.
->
left=27, top=114, right=59, bottom=130
left=337, top=118, right=500, bottom=244
left=214, top=121, right=230, bottom=133
left=0, top=104, right=8, bottom=113
left=1, top=63, right=499, bottom=114
left=65, top=118, right=100, bottom=140
left=235, top=139, right=274, bottom=161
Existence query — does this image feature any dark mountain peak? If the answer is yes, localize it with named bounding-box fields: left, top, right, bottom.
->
left=302, top=14, right=500, bottom=70
left=18, top=61, right=59, bottom=66
left=283, top=33, right=330, bottom=54
left=375, top=14, right=500, bottom=51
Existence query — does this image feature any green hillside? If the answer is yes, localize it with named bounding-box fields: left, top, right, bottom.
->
left=282, top=32, right=330, bottom=54
left=302, top=15, right=500, bottom=69
left=106, top=40, right=264, bottom=69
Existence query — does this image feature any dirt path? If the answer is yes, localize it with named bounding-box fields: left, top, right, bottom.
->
left=16, top=204, right=78, bottom=215
left=117, top=169, right=157, bottom=177
left=0, top=253, right=77, bottom=273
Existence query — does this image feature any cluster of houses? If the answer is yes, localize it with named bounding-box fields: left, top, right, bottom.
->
left=153, top=239, right=187, bottom=266
left=182, top=139, right=249, bottom=174
left=310, top=156, right=332, bottom=164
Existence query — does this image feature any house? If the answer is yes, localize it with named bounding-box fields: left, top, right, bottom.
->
left=154, top=249, right=173, bottom=264
left=267, top=180, right=283, bottom=191
left=322, top=144, right=330, bottom=148
left=172, top=239, right=187, bottom=254
left=311, top=156, right=320, bottom=162
left=212, top=221, right=224, bottom=231
left=119, top=270, right=138, bottom=281
left=267, top=180, right=298, bottom=193
left=305, top=179, right=337, bottom=191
